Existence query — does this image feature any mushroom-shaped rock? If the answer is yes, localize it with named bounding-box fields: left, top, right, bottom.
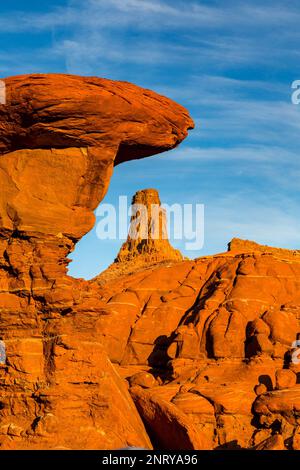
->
left=0, top=74, right=194, bottom=239
left=1, top=74, right=194, bottom=159
left=0, top=74, right=193, bottom=450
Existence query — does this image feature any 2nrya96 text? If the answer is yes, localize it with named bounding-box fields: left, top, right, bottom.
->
left=102, top=453, right=198, bottom=467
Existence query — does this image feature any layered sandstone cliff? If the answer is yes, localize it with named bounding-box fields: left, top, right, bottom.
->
left=0, top=73, right=193, bottom=449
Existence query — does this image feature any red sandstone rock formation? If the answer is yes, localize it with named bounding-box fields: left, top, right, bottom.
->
left=1, top=73, right=300, bottom=451
left=94, top=238, right=300, bottom=449
left=98, top=188, right=183, bottom=282
left=0, top=73, right=193, bottom=449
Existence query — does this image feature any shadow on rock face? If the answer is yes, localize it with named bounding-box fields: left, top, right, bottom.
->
left=258, top=374, right=273, bottom=391
left=214, top=440, right=244, bottom=450
left=147, top=334, right=175, bottom=369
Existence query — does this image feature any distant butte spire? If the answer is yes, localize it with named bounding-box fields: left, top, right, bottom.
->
left=97, top=189, right=183, bottom=282
left=117, top=188, right=182, bottom=263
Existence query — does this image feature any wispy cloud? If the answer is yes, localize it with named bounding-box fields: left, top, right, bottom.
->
left=1, top=0, right=299, bottom=66
left=172, top=145, right=299, bottom=163
left=206, top=190, right=300, bottom=248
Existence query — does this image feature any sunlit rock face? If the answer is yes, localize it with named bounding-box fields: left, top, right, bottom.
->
left=0, top=73, right=193, bottom=449
left=97, top=188, right=183, bottom=283
left=2, top=73, right=300, bottom=451
left=94, top=238, right=300, bottom=449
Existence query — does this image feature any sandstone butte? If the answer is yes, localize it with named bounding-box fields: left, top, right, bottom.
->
left=0, top=73, right=300, bottom=451
left=98, top=188, right=183, bottom=283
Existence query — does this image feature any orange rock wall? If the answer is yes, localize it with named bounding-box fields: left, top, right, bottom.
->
left=0, top=73, right=193, bottom=449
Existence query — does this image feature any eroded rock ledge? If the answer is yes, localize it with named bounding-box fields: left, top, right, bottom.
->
left=0, top=73, right=193, bottom=449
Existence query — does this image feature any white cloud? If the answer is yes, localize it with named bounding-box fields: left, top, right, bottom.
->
left=172, top=145, right=299, bottom=163
left=207, top=192, right=300, bottom=248
left=1, top=0, right=299, bottom=80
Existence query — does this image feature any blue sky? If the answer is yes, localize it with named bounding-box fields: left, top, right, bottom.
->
left=1, top=0, right=300, bottom=279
